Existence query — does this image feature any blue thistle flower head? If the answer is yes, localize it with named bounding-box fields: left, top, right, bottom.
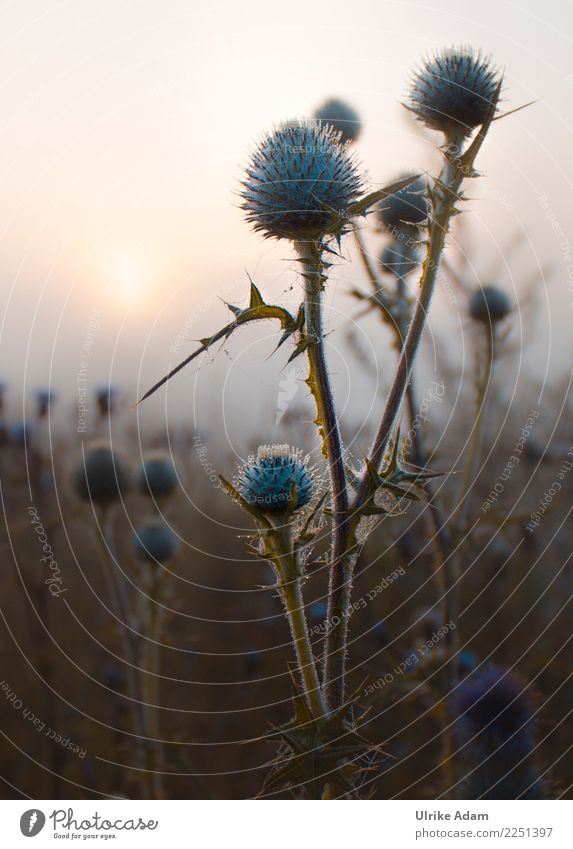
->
left=132, top=522, right=179, bottom=563
left=452, top=664, right=537, bottom=755
left=451, top=664, right=549, bottom=799
left=377, top=175, right=429, bottom=231
left=408, top=47, right=502, bottom=137
left=74, top=440, right=131, bottom=505
left=313, top=97, right=361, bottom=145
left=469, top=285, right=512, bottom=324
left=237, top=444, right=314, bottom=514
left=137, top=452, right=178, bottom=498
left=240, top=121, right=364, bottom=242
left=379, top=242, right=421, bottom=279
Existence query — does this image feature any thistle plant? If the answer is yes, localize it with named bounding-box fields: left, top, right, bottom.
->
left=138, top=45, right=508, bottom=796
left=227, top=445, right=326, bottom=720
left=451, top=664, right=549, bottom=799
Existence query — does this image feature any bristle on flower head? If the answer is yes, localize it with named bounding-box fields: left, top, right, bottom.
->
left=313, top=98, right=361, bottom=145
left=240, top=121, right=364, bottom=241
left=237, top=444, right=314, bottom=514
left=408, top=46, right=502, bottom=137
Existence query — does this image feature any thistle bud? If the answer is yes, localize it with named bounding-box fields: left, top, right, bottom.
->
left=451, top=664, right=549, bottom=799
left=74, top=441, right=131, bottom=505
left=313, top=97, right=361, bottom=145
left=408, top=47, right=501, bottom=138
left=240, top=121, right=364, bottom=241
left=132, top=521, right=179, bottom=563
left=469, top=285, right=511, bottom=324
left=136, top=452, right=178, bottom=498
left=377, top=176, right=428, bottom=231
left=237, top=444, right=313, bottom=514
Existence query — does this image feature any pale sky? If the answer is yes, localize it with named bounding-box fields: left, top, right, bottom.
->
left=0, top=0, right=572, bottom=440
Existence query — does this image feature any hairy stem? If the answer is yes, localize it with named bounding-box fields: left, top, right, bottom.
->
left=295, top=239, right=351, bottom=710
left=270, top=524, right=327, bottom=718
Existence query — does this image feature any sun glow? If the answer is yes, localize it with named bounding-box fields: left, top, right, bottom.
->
left=110, top=255, right=150, bottom=304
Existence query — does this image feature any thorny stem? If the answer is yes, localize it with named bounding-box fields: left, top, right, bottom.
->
left=295, top=239, right=352, bottom=710
left=355, top=145, right=463, bottom=503
left=268, top=523, right=327, bottom=719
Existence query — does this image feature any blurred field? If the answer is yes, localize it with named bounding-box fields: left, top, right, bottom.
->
left=1, top=343, right=572, bottom=799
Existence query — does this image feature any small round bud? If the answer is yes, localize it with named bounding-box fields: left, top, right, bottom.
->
left=74, top=441, right=131, bottom=505
left=379, top=243, right=420, bottom=278
left=132, top=522, right=179, bottom=563
left=237, top=444, right=313, bottom=514
left=313, top=97, right=361, bottom=145
left=469, top=285, right=511, bottom=324
left=240, top=121, right=364, bottom=241
left=377, top=176, right=428, bottom=230
left=136, top=453, right=178, bottom=498
left=408, top=47, right=501, bottom=137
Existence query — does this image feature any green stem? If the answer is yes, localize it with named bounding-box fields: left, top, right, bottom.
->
left=269, top=524, right=327, bottom=719
left=295, top=239, right=351, bottom=710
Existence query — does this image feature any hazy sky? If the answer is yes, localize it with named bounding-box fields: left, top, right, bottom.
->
left=0, top=0, right=572, bottom=437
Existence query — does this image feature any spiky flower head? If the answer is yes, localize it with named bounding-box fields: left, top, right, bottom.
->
left=132, top=521, right=179, bottom=563
left=452, top=664, right=537, bottom=753
left=408, top=47, right=501, bottom=138
left=237, top=444, right=313, bottom=514
left=74, top=440, right=131, bottom=505
left=136, top=452, right=178, bottom=498
left=469, top=285, right=511, bottom=324
left=377, top=175, right=428, bottom=231
left=451, top=664, right=548, bottom=799
left=240, top=121, right=364, bottom=242
left=313, top=97, right=361, bottom=145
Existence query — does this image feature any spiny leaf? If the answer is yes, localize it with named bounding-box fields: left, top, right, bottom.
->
left=219, top=475, right=273, bottom=529
left=349, top=174, right=423, bottom=218
left=248, top=278, right=265, bottom=309
left=135, top=282, right=297, bottom=406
